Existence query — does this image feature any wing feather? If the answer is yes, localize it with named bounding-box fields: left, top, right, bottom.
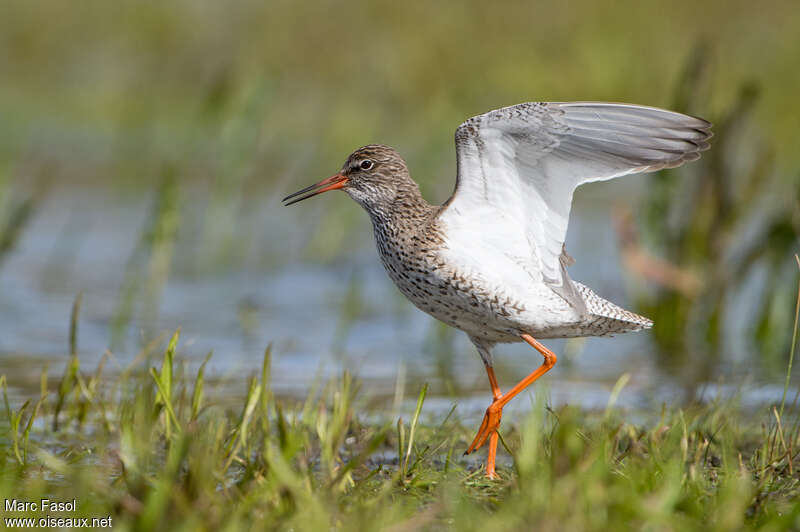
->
left=440, top=101, right=712, bottom=308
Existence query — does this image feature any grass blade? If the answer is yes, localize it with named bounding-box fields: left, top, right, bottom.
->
left=150, top=367, right=181, bottom=435
left=402, top=383, right=427, bottom=477
left=779, top=255, right=800, bottom=417
left=191, top=351, right=212, bottom=421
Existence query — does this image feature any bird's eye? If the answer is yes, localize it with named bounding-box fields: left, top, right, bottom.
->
left=360, top=160, right=374, bottom=170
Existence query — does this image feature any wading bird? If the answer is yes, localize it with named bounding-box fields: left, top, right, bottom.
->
left=283, top=102, right=711, bottom=478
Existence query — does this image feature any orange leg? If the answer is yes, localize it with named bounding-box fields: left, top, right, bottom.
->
left=482, top=365, right=502, bottom=478
left=466, top=334, right=558, bottom=477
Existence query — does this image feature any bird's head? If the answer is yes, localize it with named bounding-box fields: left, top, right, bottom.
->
left=282, top=145, right=416, bottom=213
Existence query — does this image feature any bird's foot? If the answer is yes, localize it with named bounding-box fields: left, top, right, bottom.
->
left=465, top=400, right=503, bottom=455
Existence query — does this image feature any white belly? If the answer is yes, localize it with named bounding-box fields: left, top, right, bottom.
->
left=379, top=244, right=582, bottom=343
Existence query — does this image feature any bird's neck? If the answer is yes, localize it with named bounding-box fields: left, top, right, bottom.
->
left=365, top=184, right=438, bottom=243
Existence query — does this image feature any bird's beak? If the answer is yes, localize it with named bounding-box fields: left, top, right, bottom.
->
left=282, top=173, right=349, bottom=206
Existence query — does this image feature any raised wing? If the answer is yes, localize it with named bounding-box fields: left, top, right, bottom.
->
left=440, top=102, right=711, bottom=305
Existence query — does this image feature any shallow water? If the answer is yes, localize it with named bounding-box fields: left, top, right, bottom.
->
left=0, top=182, right=795, bottom=413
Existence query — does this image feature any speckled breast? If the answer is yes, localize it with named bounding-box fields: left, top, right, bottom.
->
left=373, top=227, right=529, bottom=343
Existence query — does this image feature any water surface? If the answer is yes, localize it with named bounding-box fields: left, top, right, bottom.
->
left=0, top=182, right=793, bottom=415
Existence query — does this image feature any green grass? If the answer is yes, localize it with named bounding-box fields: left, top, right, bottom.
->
left=1, top=328, right=799, bottom=531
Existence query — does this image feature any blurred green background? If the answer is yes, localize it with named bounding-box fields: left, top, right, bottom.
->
left=0, top=0, right=798, bottom=403
left=2, top=0, right=799, bottom=190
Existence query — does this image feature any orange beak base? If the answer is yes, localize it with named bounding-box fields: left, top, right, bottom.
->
left=282, top=173, right=349, bottom=206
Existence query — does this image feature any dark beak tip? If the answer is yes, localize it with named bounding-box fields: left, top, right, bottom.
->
left=282, top=196, right=303, bottom=207
left=281, top=173, right=348, bottom=206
